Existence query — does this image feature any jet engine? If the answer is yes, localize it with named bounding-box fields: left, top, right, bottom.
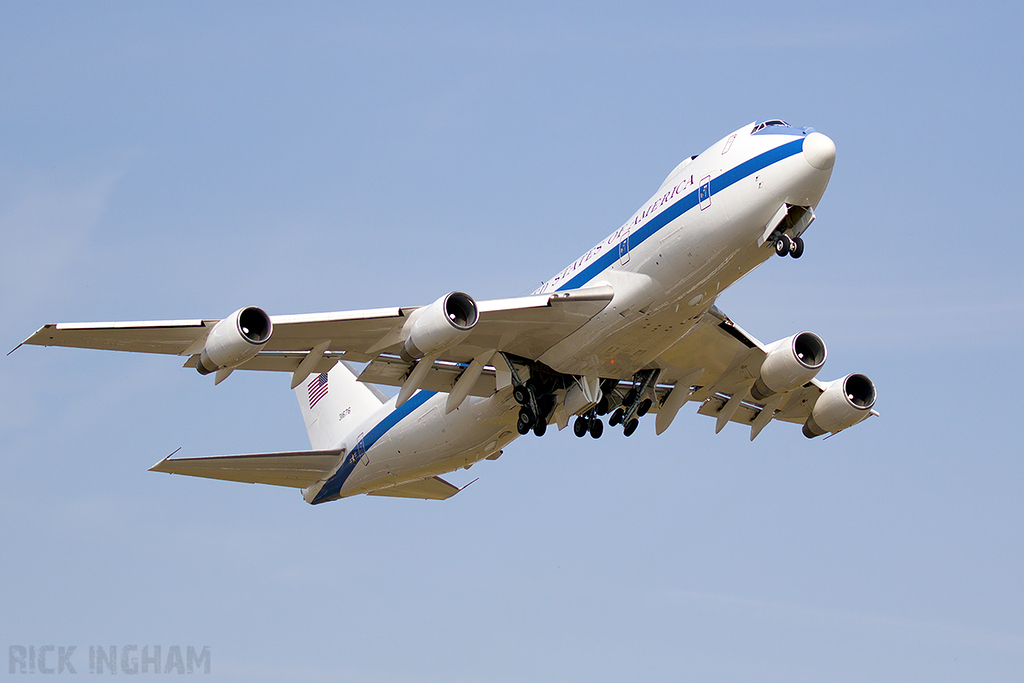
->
left=401, top=291, right=479, bottom=360
left=802, top=373, right=877, bottom=438
left=195, top=306, right=273, bottom=375
left=751, top=332, right=827, bottom=400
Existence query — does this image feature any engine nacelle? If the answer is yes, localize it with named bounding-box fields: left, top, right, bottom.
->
left=401, top=291, right=479, bottom=360
left=196, top=306, right=273, bottom=375
left=751, top=332, right=827, bottom=400
left=802, top=373, right=877, bottom=438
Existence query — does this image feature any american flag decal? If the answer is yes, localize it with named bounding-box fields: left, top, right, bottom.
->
left=308, top=372, right=329, bottom=409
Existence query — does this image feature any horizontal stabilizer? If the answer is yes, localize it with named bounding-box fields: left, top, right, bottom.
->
left=150, top=449, right=342, bottom=489
left=366, top=476, right=464, bottom=500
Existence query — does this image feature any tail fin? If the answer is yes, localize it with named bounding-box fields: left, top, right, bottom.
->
left=296, top=362, right=388, bottom=450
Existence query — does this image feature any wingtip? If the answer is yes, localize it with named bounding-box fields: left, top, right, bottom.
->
left=11, top=325, right=57, bottom=354
left=149, top=447, right=182, bottom=472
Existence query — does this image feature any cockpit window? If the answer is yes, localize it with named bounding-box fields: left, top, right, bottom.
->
left=751, top=119, right=790, bottom=134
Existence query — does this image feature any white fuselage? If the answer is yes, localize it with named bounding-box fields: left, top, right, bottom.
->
left=312, top=121, right=834, bottom=503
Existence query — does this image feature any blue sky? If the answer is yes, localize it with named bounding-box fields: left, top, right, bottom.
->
left=2, top=2, right=1022, bottom=681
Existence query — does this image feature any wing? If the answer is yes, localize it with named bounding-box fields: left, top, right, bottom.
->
left=645, top=307, right=877, bottom=439
left=18, top=286, right=614, bottom=393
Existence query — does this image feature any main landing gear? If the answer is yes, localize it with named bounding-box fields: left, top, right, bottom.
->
left=514, top=378, right=555, bottom=437
left=503, top=353, right=662, bottom=440
left=607, top=368, right=659, bottom=437
left=511, top=370, right=610, bottom=440
left=774, top=234, right=804, bottom=259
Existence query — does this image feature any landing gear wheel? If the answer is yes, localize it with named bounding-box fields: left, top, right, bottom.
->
left=775, top=234, right=793, bottom=257
left=533, top=419, right=547, bottom=437
left=789, top=235, right=804, bottom=259
left=573, top=416, right=589, bottom=438
left=517, top=407, right=534, bottom=435
left=596, top=396, right=610, bottom=416
left=512, top=385, right=530, bottom=405
left=589, top=419, right=604, bottom=439
left=516, top=415, right=531, bottom=435
left=637, top=398, right=653, bottom=417
left=609, top=407, right=624, bottom=427
left=623, top=418, right=639, bottom=437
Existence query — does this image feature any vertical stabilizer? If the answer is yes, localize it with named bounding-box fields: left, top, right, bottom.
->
left=296, top=362, right=387, bottom=450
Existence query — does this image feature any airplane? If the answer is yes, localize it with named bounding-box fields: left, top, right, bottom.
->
left=16, top=119, right=877, bottom=505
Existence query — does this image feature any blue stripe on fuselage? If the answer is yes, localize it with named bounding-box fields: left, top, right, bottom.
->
left=311, top=389, right=437, bottom=504
left=555, top=137, right=805, bottom=292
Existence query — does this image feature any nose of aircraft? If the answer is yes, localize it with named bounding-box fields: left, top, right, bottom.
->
left=802, top=132, right=836, bottom=171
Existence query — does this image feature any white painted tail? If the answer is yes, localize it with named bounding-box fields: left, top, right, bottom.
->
left=295, top=362, right=387, bottom=450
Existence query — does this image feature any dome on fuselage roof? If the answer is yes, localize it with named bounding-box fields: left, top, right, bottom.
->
left=656, top=155, right=698, bottom=193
